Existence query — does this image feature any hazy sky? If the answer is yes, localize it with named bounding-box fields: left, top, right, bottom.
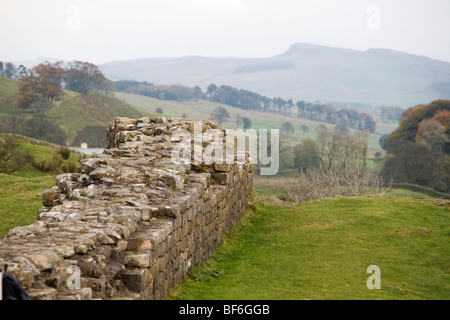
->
left=1, top=0, right=450, bottom=64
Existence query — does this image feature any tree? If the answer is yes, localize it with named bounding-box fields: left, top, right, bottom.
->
left=334, top=124, right=349, bottom=135
left=4, top=62, right=17, bottom=79
left=379, top=134, right=389, bottom=150
left=0, top=113, right=27, bottom=135
left=316, top=124, right=327, bottom=132
left=300, top=125, right=309, bottom=134
left=415, top=119, right=448, bottom=151
left=206, top=84, right=217, bottom=96
left=294, top=138, right=321, bottom=171
left=156, top=107, right=163, bottom=114
left=16, top=61, right=66, bottom=109
left=243, top=117, right=252, bottom=129
left=194, top=86, right=203, bottom=98
left=17, top=65, right=28, bottom=78
left=181, top=113, right=188, bottom=119
left=66, top=61, right=106, bottom=96
left=281, top=121, right=294, bottom=137
left=24, top=114, right=67, bottom=145
left=386, top=100, right=450, bottom=148
left=211, top=107, right=230, bottom=124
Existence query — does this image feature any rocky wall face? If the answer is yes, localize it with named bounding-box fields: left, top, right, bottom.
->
left=0, top=117, right=253, bottom=300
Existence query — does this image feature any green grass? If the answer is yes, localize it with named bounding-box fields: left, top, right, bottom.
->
left=0, top=173, right=54, bottom=238
left=168, top=197, right=450, bottom=300
left=47, top=92, right=153, bottom=144
left=0, top=76, right=18, bottom=119
left=0, top=135, right=87, bottom=238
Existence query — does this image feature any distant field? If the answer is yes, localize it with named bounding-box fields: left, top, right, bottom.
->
left=168, top=197, right=450, bottom=300
left=115, top=92, right=396, bottom=155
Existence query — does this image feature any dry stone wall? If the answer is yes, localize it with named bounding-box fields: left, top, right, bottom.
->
left=0, top=117, right=253, bottom=300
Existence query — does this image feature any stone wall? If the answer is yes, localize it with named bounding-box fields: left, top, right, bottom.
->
left=0, top=117, right=253, bottom=300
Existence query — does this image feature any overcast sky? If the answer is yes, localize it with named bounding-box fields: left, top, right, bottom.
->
left=1, top=0, right=450, bottom=64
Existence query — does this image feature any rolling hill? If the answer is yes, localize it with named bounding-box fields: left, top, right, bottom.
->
left=0, top=76, right=160, bottom=146
left=48, top=92, right=152, bottom=145
left=101, top=43, right=450, bottom=108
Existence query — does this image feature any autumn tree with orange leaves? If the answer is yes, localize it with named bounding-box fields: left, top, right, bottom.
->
left=16, top=61, right=66, bottom=110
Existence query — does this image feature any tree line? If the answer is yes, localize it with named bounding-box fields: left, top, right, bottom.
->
left=115, top=80, right=376, bottom=133
left=15, top=60, right=114, bottom=110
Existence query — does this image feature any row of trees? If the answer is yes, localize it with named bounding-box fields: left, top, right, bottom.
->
left=16, top=61, right=113, bottom=110
left=0, top=61, right=28, bottom=79
left=115, top=80, right=376, bottom=132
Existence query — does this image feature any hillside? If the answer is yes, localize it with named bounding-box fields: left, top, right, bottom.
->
left=114, top=91, right=397, bottom=155
left=0, top=76, right=18, bottom=119
left=47, top=92, right=152, bottom=145
left=101, top=43, right=450, bottom=108
left=0, top=76, right=160, bottom=146
left=169, top=197, right=450, bottom=300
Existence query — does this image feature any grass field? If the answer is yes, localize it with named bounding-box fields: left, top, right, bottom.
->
left=168, top=197, right=450, bottom=300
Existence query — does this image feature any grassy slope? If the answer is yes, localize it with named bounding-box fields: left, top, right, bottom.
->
left=0, top=77, right=159, bottom=145
left=0, top=135, right=84, bottom=238
left=169, top=197, right=450, bottom=300
left=47, top=92, right=157, bottom=144
left=48, top=93, right=143, bottom=142
left=0, top=173, right=54, bottom=238
left=115, top=92, right=396, bottom=155
left=0, top=76, right=18, bottom=119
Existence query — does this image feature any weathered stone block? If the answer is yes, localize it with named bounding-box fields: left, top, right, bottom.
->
left=211, top=172, right=229, bottom=185
left=121, top=269, right=151, bottom=292
left=123, top=253, right=151, bottom=268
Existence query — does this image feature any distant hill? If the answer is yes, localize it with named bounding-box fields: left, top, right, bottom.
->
left=101, top=43, right=450, bottom=108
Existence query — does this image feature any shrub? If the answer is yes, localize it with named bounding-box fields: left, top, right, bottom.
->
left=283, top=163, right=387, bottom=203
left=30, top=156, right=55, bottom=172
left=31, top=152, right=63, bottom=172
left=58, top=147, right=71, bottom=160
left=156, top=107, right=163, bottom=114
left=61, top=160, right=78, bottom=173
left=0, top=136, right=29, bottom=174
